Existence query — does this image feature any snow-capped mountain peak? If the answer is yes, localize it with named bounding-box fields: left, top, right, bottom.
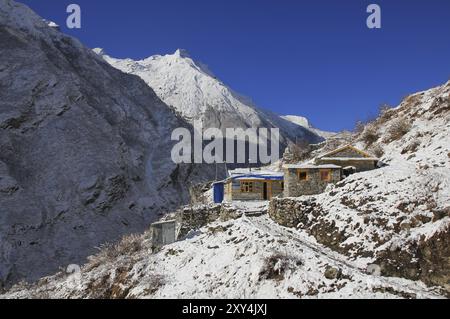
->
left=282, top=115, right=311, bottom=128
left=95, top=48, right=323, bottom=145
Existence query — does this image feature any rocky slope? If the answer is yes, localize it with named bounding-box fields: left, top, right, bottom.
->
left=0, top=0, right=213, bottom=288
left=270, top=80, right=450, bottom=294
left=1, top=211, right=444, bottom=299
left=95, top=49, right=324, bottom=147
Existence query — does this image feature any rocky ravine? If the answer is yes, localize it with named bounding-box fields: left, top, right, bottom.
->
left=0, top=0, right=214, bottom=288
left=270, top=81, right=450, bottom=295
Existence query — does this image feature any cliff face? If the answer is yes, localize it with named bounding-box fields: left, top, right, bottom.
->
left=0, top=0, right=212, bottom=287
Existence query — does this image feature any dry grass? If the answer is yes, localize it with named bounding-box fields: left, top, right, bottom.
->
left=360, top=125, right=380, bottom=146
left=369, top=143, right=384, bottom=158
left=87, top=234, right=144, bottom=270
left=386, top=118, right=412, bottom=142
left=86, top=266, right=165, bottom=299
left=401, top=140, right=421, bottom=155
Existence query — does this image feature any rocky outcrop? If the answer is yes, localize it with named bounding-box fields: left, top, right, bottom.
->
left=376, top=222, right=450, bottom=297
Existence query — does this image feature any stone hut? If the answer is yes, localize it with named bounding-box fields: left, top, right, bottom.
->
left=283, top=145, right=379, bottom=197
left=283, top=164, right=341, bottom=197
left=314, top=145, right=379, bottom=173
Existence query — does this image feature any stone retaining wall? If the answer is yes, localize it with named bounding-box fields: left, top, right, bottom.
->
left=176, top=204, right=242, bottom=238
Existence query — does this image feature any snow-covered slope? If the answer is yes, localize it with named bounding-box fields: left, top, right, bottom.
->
left=0, top=0, right=213, bottom=288
left=2, top=82, right=448, bottom=299
left=95, top=49, right=323, bottom=145
left=273, top=80, right=450, bottom=294
left=1, top=214, right=442, bottom=299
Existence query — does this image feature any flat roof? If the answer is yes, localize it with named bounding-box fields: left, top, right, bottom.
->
left=151, top=219, right=176, bottom=226
left=283, top=164, right=342, bottom=169
left=226, top=169, right=284, bottom=182
left=228, top=168, right=283, bottom=176
left=232, top=175, right=284, bottom=181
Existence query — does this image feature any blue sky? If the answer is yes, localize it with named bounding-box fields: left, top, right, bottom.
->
left=20, top=0, right=450, bottom=131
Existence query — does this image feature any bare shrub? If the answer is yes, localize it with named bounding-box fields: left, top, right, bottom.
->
left=259, top=253, right=302, bottom=281
left=86, top=266, right=132, bottom=299
left=86, top=267, right=165, bottom=299
left=386, top=118, right=411, bottom=142
left=87, top=234, right=143, bottom=269
left=289, top=140, right=312, bottom=162
left=401, top=140, right=421, bottom=155
left=378, top=104, right=395, bottom=124
left=142, top=274, right=166, bottom=296
left=360, top=125, right=380, bottom=146
left=354, top=121, right=365, bottom=134
left=369, top=144, right=384, bottom=158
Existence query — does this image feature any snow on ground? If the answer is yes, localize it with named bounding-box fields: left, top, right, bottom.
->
left=2, top=215, right=443, bottom=299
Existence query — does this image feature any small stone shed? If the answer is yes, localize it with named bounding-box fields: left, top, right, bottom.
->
left=224, top=169, right=284, bottom=201
left=150, top=220, right=177, bottom=248
left=314, top=145, right=379, bottom=173
left=283, top=164, right=341, bottom=197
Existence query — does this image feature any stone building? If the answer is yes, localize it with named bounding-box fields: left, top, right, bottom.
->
left=283, top=164, right=341, bottom=197
left=314, top=145, right=379, bottom=173
left=283, top=145, right=378, bottom=197
left=223, top=169, right=284, bottom=201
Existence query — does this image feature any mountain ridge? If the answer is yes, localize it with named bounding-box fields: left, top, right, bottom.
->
left=94, top=48, right=324, bottom=146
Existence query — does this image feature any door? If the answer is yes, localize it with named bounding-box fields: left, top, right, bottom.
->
left=263, top=182, right=268, bottom=200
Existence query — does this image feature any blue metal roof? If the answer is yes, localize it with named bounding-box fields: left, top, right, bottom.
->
left=229, top=174, right=284, bottom=181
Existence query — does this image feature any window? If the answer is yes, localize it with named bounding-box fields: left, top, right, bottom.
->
left=297, top=170, right=308, bottom=181
left=281, top=182, right=284, bottom=191
left=320, top=169, right=331, bottom=182
left=240, top=181, right=254, bottom=193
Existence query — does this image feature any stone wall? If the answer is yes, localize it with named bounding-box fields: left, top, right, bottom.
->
left=268, top=197, right=349, bottom=252
left=269, top=197, right=318, bottom=228
left=176, top=204, right=242, bottom=238
left=283, top=168, right=341, bottom=197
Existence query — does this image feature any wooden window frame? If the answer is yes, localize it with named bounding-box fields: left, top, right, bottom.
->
left=240, top=181, right=254, bottom=193
left=320, top=169, right=332, bottom=182
left=297, top=169, right=308, bottom=181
